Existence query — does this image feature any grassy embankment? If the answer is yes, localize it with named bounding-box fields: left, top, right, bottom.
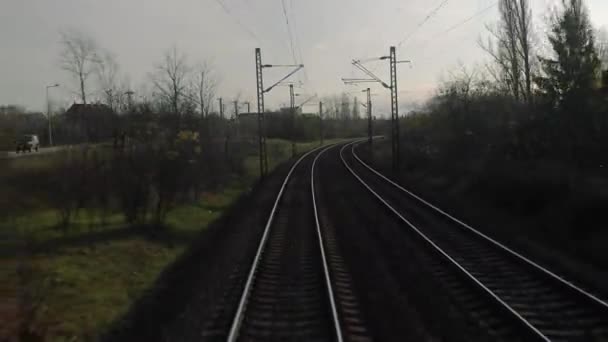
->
left=0, top=138, right=341, bottom=341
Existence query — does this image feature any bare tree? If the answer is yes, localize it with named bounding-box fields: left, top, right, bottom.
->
left=340, top=93, right=351, bottom=120
left=152, top=46, right=191, bottom=115
left=232, top=91, right=244, bottom=118
left=192, top=61, right=219, bottom=117
left=59, top=29, right=100, bottom=105
left=480, top=0, right=534, bottom=102
left=352, top=97, right=360, bottom=119
left=320, top=95, right=337, bottom=119
left=443, top=63, right=479, bottom=104
left=503, top=0, right=521, bottom=101
left=95, top=51, right=121, bottom=111
left=480, top=0, right=520, bottom=100
left=514, top=0, right=533, bottom=103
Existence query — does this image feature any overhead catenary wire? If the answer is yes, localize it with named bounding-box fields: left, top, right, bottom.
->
left=359, top=1, right=451, bottom=75
left=355, top=1, right=495, bottom=67
left=409, top=1, right=498, bottom=52
left=279, top=0, right=305, bottom=93
left=281, top=0, right=299, bottom=66
left=431, top=1, right=498, bottom=40
left=290, top=1, right=309, bottom=84
left=284, top=0, right=310, bottom=91
left=397, top=0, right=450, bottom=48
left=213, top=0, right=261, bottom=43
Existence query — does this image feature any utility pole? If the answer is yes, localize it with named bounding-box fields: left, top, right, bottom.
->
left=319, top=101, right=324, bottom=146
left=244, top=101, right=251, bottom=113
left=233, top=100, right=239, bottom=139
left=125, top=90, right=134, bottom=112
left=389, top=46, right=400, bottom=172
left=289, top=84, right=296, bottom=158
left=254, top=47, right=304, bottom=178
left=218, top=97, right=224, bottom=119
left=342, top=47, right=409, bottom=172
left=105, top=89, right=114, bottom=112
left=364, top=88, right=373, bottom=157
left=255, top=48, right=268, bottom=178
left=225, top=100, right=237, bottom=160
left=46, top=84, right=59, bottom=146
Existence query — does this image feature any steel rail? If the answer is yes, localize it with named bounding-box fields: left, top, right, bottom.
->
left=311, top=144, right=345, bottom=342
left=350, top=141, right=608, bottom=311
left=227, top=144, right=328, bottom=342
left=339, top=141, right=550, bottom=341
left=227, top=145, right=342, bottom=342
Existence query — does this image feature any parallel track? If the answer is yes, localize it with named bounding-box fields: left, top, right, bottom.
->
left=342, top=141, right=608, bottom=341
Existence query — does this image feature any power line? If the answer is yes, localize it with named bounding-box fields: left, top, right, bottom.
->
left=281, top=0, right=298, bottom=65
left=214, top=0, right=261, bottom=42
left=280, top=0, right=310, bottom=92
left=434, top=1, right=497, bottom=38
left=290, top=1, right=309, bottom=84
left=409, top=1, right=498, bottom=51
left=397, top=0, right=450, bottom=48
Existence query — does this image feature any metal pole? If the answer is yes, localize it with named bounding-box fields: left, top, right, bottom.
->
left=289, top=84, right=296, bottom=158
left=219, top=98, right=224, bottom=119
left=46, top=86, right=52, bottom=146
left=106, top=89, right=114, bottom=112
left=246, top=102, right=251, bottom=113
left=389, top=46, right=400, bottom=172
left=125, top=90, right=134, bottom=112
left=233, top=100, right=239, bottom=139
left=319, top=101, right=324, bottom=146
left=255, top=48, right=268, bottom=178
left=46, top=84, right=59, bottom=146
left=366, top=88, right=372, bottom=155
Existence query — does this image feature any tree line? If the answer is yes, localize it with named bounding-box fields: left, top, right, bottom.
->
left=397, top=0, right=608, bottom=261
left=403, top=0, right=607, bottom=168
left=1, top=27, right=376, bottom=232
left=0, top=26, right=375, bottom=149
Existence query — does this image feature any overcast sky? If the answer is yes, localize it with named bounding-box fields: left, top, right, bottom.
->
left=1, top=0, right=606, bottom=114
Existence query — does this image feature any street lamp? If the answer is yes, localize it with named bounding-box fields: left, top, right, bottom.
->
left=46, top=83, right=60, bottom=146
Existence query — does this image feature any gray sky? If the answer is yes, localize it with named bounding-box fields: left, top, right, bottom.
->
left=1, top=0, right=606, bottom=114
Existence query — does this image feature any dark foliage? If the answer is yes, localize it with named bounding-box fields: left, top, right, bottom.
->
left=396, top=0, right=608, bottom=265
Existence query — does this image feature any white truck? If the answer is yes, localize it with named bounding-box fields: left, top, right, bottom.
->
left=15, top=134, right=40, bottom=153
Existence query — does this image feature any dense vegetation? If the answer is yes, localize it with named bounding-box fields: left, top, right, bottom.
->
left=395, top=0, right=608, bottom=266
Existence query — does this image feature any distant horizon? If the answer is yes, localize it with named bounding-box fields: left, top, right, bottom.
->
left=1, top=0, right=606, bottom=116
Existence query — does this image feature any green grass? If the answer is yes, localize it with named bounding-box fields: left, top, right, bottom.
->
left=1, top=138, right=342, bottom=341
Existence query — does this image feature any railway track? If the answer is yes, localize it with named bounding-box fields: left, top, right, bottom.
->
left=342, top=140, right=608, bottom=341
left=227, top=143, right=366, bottom=341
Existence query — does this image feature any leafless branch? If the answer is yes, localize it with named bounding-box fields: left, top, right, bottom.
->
left=151, top=46, right=191, bottom=115
left=59, top=29, right=100, bottom=105
left=192, top=61, right=220, bottom=117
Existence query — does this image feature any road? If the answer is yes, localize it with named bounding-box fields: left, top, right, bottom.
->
left=1, top=146, right=67, bottom=159
left=105, top=140, right=608, bottom=341
left=0, top=144, right=111, bottom=160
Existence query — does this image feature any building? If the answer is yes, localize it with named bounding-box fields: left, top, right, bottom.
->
left=278, top=107, right=303, bottom=115
left=65, top=103, right=117, bottom=142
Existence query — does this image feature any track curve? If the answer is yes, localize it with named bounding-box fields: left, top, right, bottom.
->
left=343, top=140, right=608, bottom=341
